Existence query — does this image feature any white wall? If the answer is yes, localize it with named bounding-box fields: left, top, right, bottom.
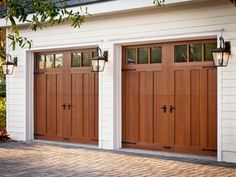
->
left=6, top=0, right=236, bottom=162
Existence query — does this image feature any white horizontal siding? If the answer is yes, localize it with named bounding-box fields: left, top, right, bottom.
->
left=222, top=127, right=236, bottom=136
left=6, top=0, right=236, bottom=162
left=222, top=111, right=236, bottom=120
left=222, top=151, right=236, bottom=163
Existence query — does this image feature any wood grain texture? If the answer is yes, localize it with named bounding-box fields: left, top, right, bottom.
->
left=34, top=50, right=98, bottom=145
left=122, top=40, right=217, bottom=156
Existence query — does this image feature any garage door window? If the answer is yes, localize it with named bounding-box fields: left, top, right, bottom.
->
left=174, top=42, right=217, bottom=63
left=35, top=54, right=64, bottom=70
left=175, top=45, right=187, bottom=63
left=36, top=55, right=45, bottom=69
left=55, top=54, right=63, bottom=68
left=46, top=55, right=54, bottom=69
left=71, top=50, right=96, bottom=67
left=126, top=48, right=136, bottom=64
left=151, top=47, right=162, bottom=64
left=204, top=43, right=217, bottom=61
left=189, top=44, right=202, bottom=62
left=82, top=52, right=91, bottom=67
left=138, top=48, right=148, bottom=64
left=72, top=52, right=81, bottom=67
left=126, top=46, right=162, bottom=65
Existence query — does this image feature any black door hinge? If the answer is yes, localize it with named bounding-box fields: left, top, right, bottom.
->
left=202, top=148, right=217, bottom=152
left=34, top=133, right=45, bottom=136
left=163, top=146, right=172, bottom=149
left=91, top=139, right=98, bottom=141
left=122, top=141, right=137, bottom=145
left=122, top=69, right=137, bottom=72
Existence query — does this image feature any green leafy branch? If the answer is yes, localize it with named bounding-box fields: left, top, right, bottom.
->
left=153, top=0, right=165, bottom=6
left=0, top=0, right=88, bottom=50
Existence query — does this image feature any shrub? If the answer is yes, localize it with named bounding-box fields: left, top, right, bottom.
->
left=0, top=97, right=6, bottom=132
left=0, top=82, right=6, bottom=97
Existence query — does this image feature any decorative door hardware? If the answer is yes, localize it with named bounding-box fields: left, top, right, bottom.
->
left=62, top=104, right=72, bottom=110
left=62, top=104, right=67, bottom=110
left=161, top=105, right=167, bottom=113
left=169, top=105, right=175, bottom=113
left=68, top=104, right=72, bottom=110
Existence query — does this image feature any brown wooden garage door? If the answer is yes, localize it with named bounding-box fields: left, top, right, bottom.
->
left=122, top=39, right=217, bottom=156
left=34, top=49, right=98, bottom=144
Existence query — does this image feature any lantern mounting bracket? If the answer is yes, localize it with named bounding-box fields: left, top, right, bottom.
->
left=219, top=36, right=231, bottom=54
left=97, top=47, right=108, bottom=61
left=225, top=41, right=231, bottom=55
left=103, top=51, right=108, bottom=62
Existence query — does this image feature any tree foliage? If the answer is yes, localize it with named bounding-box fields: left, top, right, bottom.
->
left=0, top=0, right=88, bottom=50
left=153, top=0, right=165, bottom=6
left=0, top=97, right=6, bottom=131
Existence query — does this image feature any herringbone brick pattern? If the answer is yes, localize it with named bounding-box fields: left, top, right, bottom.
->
left=0, top=142, right=236, bottom=177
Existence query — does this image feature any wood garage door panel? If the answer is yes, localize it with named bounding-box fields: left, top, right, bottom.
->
left=34, top=74, right=46, bottom=135
left=153, top=71, right=169, bottom=145
left=93, top=73, right=99, bottom=141
left=122, top=72, right=139, bottom=143
left=71, top=72, right=98, bottom=142
left=139, top=71, right=154, bottom=143
left=207, top=69, right=217, bottom=148
left=71, top=73, right=83, bottom=138
left=56, top=74, right=64, bottom=137
left=174, top=70, right=191, bottom=146
left=122, top=40, right=217, bottom=156
left=34, top=50, right=98, bottom=145
left=190, top=70, right=201, bottom=147
left=46, top=74, right=64, bottom=137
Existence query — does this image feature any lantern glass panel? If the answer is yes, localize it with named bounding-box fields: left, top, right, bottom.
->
left=98, top=59, right=105, bottom=71
left=212, top=52, right=223, bottom=66
left=91, top=59, right=105, bottom=72
left=222, top=52, right=230, bottom=66
left=91, top=59, right=98, bottom=71
left=2, top=63, right=14, bottom=75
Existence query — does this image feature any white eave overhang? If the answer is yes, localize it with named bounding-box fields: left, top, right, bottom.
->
left=0, top=0, right=208, bottom=27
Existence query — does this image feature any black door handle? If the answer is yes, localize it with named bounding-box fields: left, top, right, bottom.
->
left=62, top=104, right=67, bottom=110
left=161, top=105, right=167, bottom=113
left=170, top=105, right=175, bottom=113
left=68, top=104, right=72, bottom=110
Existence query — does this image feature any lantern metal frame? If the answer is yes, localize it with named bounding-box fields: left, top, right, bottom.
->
left=211, top=36, right=231, bottom=67
left=1, top=54, right=18, bottom=75
left=90, top=47, right=108, bottom=72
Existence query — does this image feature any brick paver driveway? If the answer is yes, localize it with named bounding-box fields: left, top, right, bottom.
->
left=0, top=142, right=236, bottom=177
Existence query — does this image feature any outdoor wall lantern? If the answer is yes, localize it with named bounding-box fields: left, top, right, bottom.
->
left=1, top=54, right=17, bottom=75
left=212, top=36, right=231, bottom=67
left=91, top=47, right=108, bottom=72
